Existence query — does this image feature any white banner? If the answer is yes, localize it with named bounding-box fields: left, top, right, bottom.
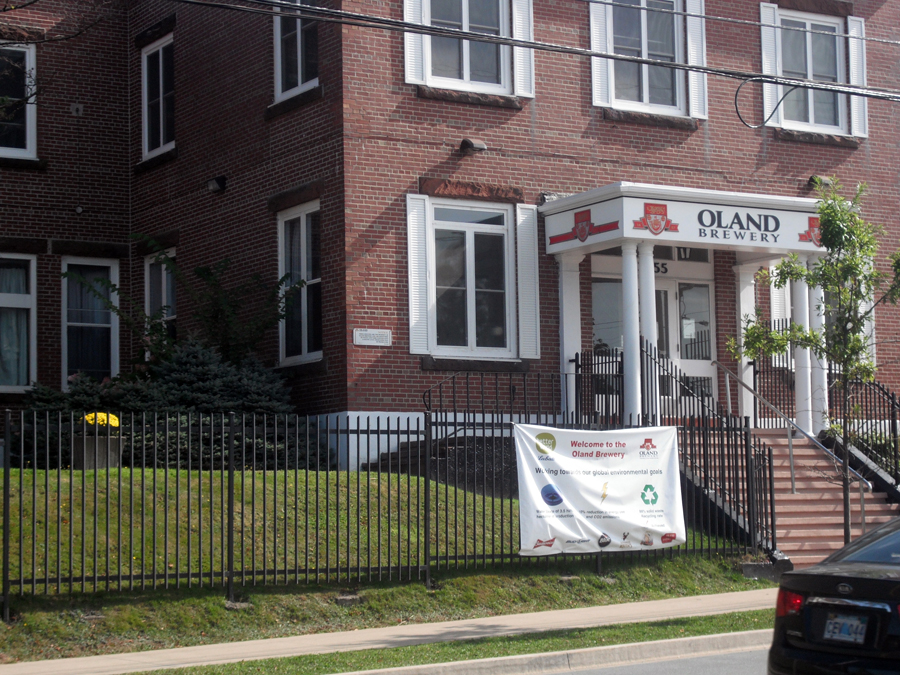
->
left=514, top=425, right=686, bottom=555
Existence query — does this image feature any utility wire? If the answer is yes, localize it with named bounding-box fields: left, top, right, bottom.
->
left=168, top=0, right=900, bottom=104
left=577, top=0, right=900, bottom=49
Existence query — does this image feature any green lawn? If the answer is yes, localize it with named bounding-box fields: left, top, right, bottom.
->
left=3, top=468, right=742, bottom=594
left=0, top=555, right=775, bottom=663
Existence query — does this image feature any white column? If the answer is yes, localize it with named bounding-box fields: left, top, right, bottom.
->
left=558, top=253, right=585, bottom=417
left=638, top=242, right=657, bottom=422
left=792, top=254, right=812, bottom=434
left=622, top=241, right=641, bottom=425
left=736, top=265, right=757, bottom=422
left=808, top=269, right=829, bottom=435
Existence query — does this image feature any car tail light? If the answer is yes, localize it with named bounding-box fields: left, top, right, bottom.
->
left=776, top=588, right=805, bottom=617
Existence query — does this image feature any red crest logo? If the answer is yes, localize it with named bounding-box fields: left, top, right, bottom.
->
left=549, top=210, right=619, bottom=246
left=633, top=203, right=679, bottom=236
left=640, top=439, right=656, bottom=450
left=799, top=217, right=822, bottom=247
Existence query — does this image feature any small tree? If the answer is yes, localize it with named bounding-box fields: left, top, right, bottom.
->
left=734, top=179, right=900, bottom=544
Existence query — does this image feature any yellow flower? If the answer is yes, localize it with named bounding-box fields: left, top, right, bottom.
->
left=83, top=412, right=120, bottom=428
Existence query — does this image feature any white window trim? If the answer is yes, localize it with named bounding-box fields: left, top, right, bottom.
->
left=422, top=0, right=512, bottom=95
left=428, top=199, right=517, bottom=359
left=278, top=200, right=323, bottom=366
left=0, top=43, right=38, bottom=160
left=61, top=257, right=120, bottom=389
left=141, top=33, right=174, bottom=161
left=273, top=7, right=319, bottom=103
left=0, top=253, right=37, bottom=393
left=761, top=4, right=866, bottom=137
left=408, top=195, right=541, bottom=361
left=775, top=9, right=847, bottom=134
left=144, top=248, right=176, bottom=323
left=591, top=0, right=707, bottom=118
left=404, top=0, right=534, bottom=98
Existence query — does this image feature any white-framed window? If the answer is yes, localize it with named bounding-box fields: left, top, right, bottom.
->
left=278, top=201, right=322, bottom=365
left=404, top=0, right=535, bottom=98
left=145, top=250, right=177, bottom=341
left=62, top=258, right=119, bottom=385
left=407, top=195, right=540, bottom=360
left=0, top=43, right=37, bottom=159
left=591, top=0, right=707, bottom=118
left=761, top=4, right=867, bottom=137
left=274, top=1, right=319, bottom=102
left=0, top=254, right=37, bottom=392
left=142, top=34, right=175, bottom=160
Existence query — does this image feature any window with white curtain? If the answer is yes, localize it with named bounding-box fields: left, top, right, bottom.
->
left=145, top=250, right=177, bottom=341
left=0, top=255, right=36, bottom=391
left=0, top=44, right=37, bottom=159
left=279, top=201, right=322, bottom=365
left=760, top=4, right=867, bottom=137
left=404, top=0, right=534, bottom=97
left=591, top=0, right=707, bottom=118
left=274, top=0, right=319, bottom=102
left=142, top=34, right=175, bottom=159
left=62, top=259, right=119, bottom=385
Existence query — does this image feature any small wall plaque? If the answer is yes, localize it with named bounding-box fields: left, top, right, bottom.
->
left=353, top=328, right=392, bottom=347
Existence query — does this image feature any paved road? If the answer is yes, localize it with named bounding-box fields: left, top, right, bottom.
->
left=565, top=646, right=768, bottom=675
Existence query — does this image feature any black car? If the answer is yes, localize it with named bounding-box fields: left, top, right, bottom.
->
left=769, top=517, right=900, bottom=674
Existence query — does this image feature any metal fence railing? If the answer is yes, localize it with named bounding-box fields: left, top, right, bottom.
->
left=1, top=359, right=778, bottom=610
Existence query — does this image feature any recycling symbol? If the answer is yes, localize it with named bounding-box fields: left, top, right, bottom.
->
left=640, top=484, right=659, bottom=505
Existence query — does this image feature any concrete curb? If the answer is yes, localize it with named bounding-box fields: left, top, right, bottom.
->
left=335, top=630, right=774, bottom=675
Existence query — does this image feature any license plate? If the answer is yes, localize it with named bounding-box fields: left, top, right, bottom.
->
left=823, top=613, right=868, bottom=644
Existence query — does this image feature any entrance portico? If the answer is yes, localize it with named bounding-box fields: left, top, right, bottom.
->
left=541, top=182, right=826, bottom=432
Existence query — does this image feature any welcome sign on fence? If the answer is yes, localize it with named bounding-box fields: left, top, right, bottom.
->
left=514, top=425, right=686, bottom=555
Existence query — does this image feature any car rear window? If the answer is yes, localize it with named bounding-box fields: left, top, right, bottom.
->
left=833, top=521, right=900, bottom=564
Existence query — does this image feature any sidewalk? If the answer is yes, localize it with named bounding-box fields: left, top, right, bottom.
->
left=2, top=588, right=778, bottom=675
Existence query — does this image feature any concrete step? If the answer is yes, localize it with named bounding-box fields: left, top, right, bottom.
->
left=777, top=514, right=896, bottom=526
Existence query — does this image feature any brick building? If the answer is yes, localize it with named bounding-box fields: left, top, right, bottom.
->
left=2, top=0, right=899, bottom=440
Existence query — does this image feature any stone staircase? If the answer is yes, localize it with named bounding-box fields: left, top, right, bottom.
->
left=755, top=429, right=900, bottom=568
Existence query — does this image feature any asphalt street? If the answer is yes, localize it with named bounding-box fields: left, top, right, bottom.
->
left=562, top=646, right=768, bottom=675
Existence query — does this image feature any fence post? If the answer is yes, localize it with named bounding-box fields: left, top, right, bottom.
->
left=226, top=413, right=235, bottom=603
left=424, top=410, right=432, bottom=589
left=892, top=392, right=899, bottom=482
left=744, top=417, right=758, bottom=551
left=3, top=410, right=10, bottom=622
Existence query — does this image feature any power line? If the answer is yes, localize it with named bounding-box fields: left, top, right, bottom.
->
left=577, top=0, right=900, bottom=49
left=168, top=0, right=900, bottom=104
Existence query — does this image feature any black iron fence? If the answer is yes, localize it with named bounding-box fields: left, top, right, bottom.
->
left=1, top=357, right=777, bottom=610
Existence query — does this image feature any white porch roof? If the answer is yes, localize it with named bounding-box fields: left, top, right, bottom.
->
left=540, top=182, right=822, bottom=261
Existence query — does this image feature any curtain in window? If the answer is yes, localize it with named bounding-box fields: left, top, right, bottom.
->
left=67, top=265, right=112, bottom=381
left=0, top=263, right=28, bottom=386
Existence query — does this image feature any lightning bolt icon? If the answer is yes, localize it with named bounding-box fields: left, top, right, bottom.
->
left=601, top=482, right=608, bottom=504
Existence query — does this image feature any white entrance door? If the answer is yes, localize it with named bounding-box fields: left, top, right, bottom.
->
left=655, top=279, right=716, bottom=400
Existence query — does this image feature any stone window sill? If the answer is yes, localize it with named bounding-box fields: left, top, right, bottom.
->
left=0, top=157, right=46, bottom=170
left=774, top=128, right=860, bottom=148
left=265, top=86, right=324, bottom=121
left=421, top=356, right=530, bottom=373
left=602, top=107, right=699, bottom=131
left=276, top=358, right=327, bottom=377
left=134, top=147, right=178, bottom=175
left=416, top=86, right=523, bottom=110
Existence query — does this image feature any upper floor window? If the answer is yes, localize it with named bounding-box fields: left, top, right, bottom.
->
left=279, top=202, right=322, bottom=365
left=591, top=0, right=707, bottom=118
left=760, top=4, right=867, bottom=137
left=404, top=0, right=535, bottom=98
left=145, top=251, right=177, bottom=341
left=142, top=34, right=174, bottom=159
left=406, top=195, right=540, bottom=360
left=0, top=44, right=37, bottom=159
left=0, top=254, right=36, bottom=392
left=274, top=1, right=319, bottom=102
left=62, top=258, right=119, bottom=385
